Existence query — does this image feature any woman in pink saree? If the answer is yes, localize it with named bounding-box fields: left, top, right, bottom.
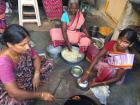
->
left=50, top=0, right=91, bottom=52
left=80, top=28, right=137, bottom=87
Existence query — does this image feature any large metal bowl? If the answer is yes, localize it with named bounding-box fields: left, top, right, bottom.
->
left=61, top=46, right=85, bottom=63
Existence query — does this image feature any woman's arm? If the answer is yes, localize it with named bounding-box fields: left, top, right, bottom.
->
left=81, top=22, right=89, bottom=37
left=89, top=69, right=127, bottom=87
left=32, top=54, right=41, bottom=90
left=61, top=22, right=71, bottom=50
left=81, top=48, right=107, bottom=82
left=33, top=54, right=41, bottom=74
left=88, top=48, right=107, bottom=72
left=4, top=81, right=54, bottom=101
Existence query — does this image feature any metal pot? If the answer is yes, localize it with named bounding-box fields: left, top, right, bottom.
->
left=46, top=44, right=62, bottom=58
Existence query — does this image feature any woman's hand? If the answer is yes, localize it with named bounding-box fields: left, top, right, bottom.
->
left=67, top=42, right=72, bottom=51
left=32, top=72, right=40, bottom=90
left=88, top=79, right=98, bottom=88
left=80, top=71, right=90, bottom=82
left=40, top=92, right=54, bottom=101
left=88, top=79, right=105, bottom=88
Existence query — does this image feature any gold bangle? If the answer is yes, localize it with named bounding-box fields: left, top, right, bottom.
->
left=86, top=71, right=90, bottom=74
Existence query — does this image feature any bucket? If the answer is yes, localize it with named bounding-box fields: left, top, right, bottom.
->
left=46, top=44, right=62, bottom=59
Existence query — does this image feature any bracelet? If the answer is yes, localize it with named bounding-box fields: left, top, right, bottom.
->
left=86, top=71, right=90, bottom=74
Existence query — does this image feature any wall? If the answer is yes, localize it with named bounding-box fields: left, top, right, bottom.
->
left=112, top=1, right=140, bottom=40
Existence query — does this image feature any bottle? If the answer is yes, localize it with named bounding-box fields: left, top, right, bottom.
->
left=92, top=26, right=99, bottom=38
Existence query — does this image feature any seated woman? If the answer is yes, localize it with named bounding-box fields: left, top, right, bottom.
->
left=16, top=45, right=54, bottom=92
left=0, top=24, right=54, bottom=105
left=81, top=28, right=137, bottom=87
left=50, top=0, right=91, bottom=52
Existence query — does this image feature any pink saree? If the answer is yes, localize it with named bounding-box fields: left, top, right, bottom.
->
left=50, top=11, right=91, bottom=52
left=94, top=51, right=132, bottom=84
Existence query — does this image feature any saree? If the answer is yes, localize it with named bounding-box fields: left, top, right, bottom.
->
left=94, top=51, right=133, bottom=84
left=0, top=50, right=54, bottom=105
left=50, top=11, right=91, bottom=52
left=42, top=0, right=63, bottom=19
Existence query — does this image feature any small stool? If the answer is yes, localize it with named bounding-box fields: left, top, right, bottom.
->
left=18, top=0, right=41, bottom=26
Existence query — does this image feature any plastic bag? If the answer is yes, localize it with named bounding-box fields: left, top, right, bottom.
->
left=90, top=85, right=110, bottom=105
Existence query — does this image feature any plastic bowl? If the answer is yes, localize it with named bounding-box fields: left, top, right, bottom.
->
left=70, top=65, right=83, bottom=78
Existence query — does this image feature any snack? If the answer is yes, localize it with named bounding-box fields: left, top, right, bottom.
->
left=61, top=46, right=85, bottom=63
left=72, top=96, right=81, bottom=100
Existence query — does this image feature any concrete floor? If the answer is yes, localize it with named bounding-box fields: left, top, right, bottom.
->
left=6, top=8, right=140, bottom=105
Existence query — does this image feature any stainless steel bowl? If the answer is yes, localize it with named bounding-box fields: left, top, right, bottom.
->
left=70, top=65, right=83, bottom=78
left=61, top=46, right=85, bottom=63
left=77, top=78, right=88, bottom=90
left=47, top=44, right=62, bottom=58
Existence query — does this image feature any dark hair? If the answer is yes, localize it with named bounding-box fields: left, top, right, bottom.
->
left=1, top=24, right=30, bottom=45
left=119, top=28, right=137, bottom=44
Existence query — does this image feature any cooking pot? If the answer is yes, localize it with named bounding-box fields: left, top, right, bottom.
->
left=46, top=44, right=62, bottom=58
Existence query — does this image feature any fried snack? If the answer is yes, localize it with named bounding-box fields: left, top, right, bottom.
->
left=72, top=96, right=81, bottom=100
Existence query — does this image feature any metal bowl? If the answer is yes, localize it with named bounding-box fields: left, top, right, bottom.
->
left=61, top=46, right=85, bottom=63
left=92, top=37, right=104, bottom=49
left=70, top=65, right=83, bottom=78
left=47, top=44, right=62, bottom=58
left=77, top=78, right=88, bottom=90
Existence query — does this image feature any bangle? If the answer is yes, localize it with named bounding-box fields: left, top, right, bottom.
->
left=86, top=71, right=90, bottom=74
